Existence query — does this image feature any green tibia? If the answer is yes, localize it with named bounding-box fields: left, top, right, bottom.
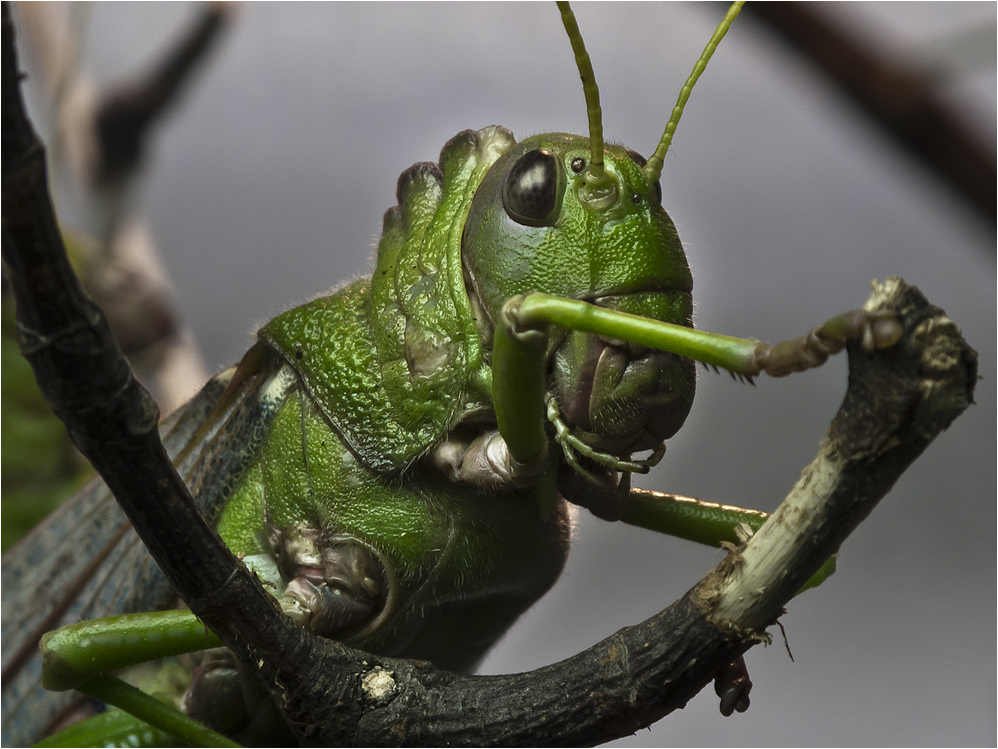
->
left=50, top=675, right=235, bottom=748
left=512, top=292, right=760, bottom=372
left=493, top=293, right=899, bottom=466
left=41, top=611, right=222, bottom=692
left=33, top=707, right=175, bottom=748
left=39, top=614, right=230, bottom=748
left=624, top=489, right=836, bottom=594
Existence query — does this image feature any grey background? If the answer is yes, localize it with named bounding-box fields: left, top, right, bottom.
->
left=17, top=3, right=996, bottom=746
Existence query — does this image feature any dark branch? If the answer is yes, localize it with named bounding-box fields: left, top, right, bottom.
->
left=2, top=5, right=979, bottom=746
left=745, top=2, right=996, bottom=227
left=94, top=4, right=229, bottom=185
left=2, top=0, right=311, bottom=731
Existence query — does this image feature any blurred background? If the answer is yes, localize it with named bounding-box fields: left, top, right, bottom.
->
left=11, top=3, right=995, bottom=746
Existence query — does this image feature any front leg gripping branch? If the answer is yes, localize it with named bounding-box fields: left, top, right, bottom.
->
left=494, top=292, right=904, bottom=465
left=501, top=292, right=902, bottom=383
left=39, top=611, right=235, bottom=747
left=752, top=308, right=903, bottom=377
left=493, top=298, right=552, bottom=468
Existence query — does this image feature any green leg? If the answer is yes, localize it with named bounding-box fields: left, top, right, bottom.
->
left=33, top=706, right=176, bottom=747
left=493, top=291, right=901, bottom=465
left=506, top=292, right=901, bottom=378
left=624, top=487, right=835, bottom=594
left=492, top=299, right=551, bottom=467
left=36, top=676, right=238, bottom=748
left=42, top=610, right=222, bottom=691
left=490, top=290, right=886, bottom=594
left=40, top=610, right=235, bottom=747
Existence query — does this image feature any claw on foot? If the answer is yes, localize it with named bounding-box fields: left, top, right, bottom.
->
left=714, top=656, right=752, bottom=716
left=752, top=308, right=902, bottom=378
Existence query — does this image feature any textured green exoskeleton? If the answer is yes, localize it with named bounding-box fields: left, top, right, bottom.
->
left=2, top=3, right=904, bottom=745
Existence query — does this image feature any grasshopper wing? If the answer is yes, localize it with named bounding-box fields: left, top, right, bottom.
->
left=1, top=346, right=293, bottom=746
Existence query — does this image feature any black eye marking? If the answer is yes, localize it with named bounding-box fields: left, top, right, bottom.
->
left=503, top=149, right=563, bottom=227
left=570, top=157, right=586, bottom=174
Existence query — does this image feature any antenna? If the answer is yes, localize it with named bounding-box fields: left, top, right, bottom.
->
left=557, top=1, right=616, bottom=201
left=644, top=2, right=744, bottom=182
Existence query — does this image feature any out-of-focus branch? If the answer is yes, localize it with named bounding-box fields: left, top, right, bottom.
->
left=11, top=4, right=229, bottom=414
left=93, top=3, right=229, bottom=186
left=746, top=2, right=996, bottom=227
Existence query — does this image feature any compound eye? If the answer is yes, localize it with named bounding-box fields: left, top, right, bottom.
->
left=502, top=149, right=563, bottom=227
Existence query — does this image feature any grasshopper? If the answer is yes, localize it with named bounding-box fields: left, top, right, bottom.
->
left=1, top=2, right=992, bottom=744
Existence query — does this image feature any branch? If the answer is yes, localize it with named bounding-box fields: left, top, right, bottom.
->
left=745, top=2, right=996, bottom=226
left=11, top=2, right=227, bottom=412
left=700, top=278, right=979, bottom=628
left=93, top=3, right=229, bottom=186
left=2, top=6, right=978, bottom=746
left=2, top=0, right=308, bottom=730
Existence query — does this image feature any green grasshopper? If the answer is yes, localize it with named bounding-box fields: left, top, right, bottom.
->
left=4, top=3, right=981, bottom=746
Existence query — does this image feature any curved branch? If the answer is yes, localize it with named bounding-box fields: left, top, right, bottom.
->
left=2, top=6, right=978, bottom=746
left=2, top=0, right=308, bottom=732
left=284, top=277, right=977, bottom=746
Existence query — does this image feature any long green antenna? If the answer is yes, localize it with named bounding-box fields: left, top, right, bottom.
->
left=557, top=1, right=614, bottom=196
left=644, top=1, right=744, bottom=182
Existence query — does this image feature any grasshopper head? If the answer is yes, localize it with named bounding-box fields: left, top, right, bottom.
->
left=463, top=134, right=696, bottom=458
left=462, top=1, right=743, bottom=474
